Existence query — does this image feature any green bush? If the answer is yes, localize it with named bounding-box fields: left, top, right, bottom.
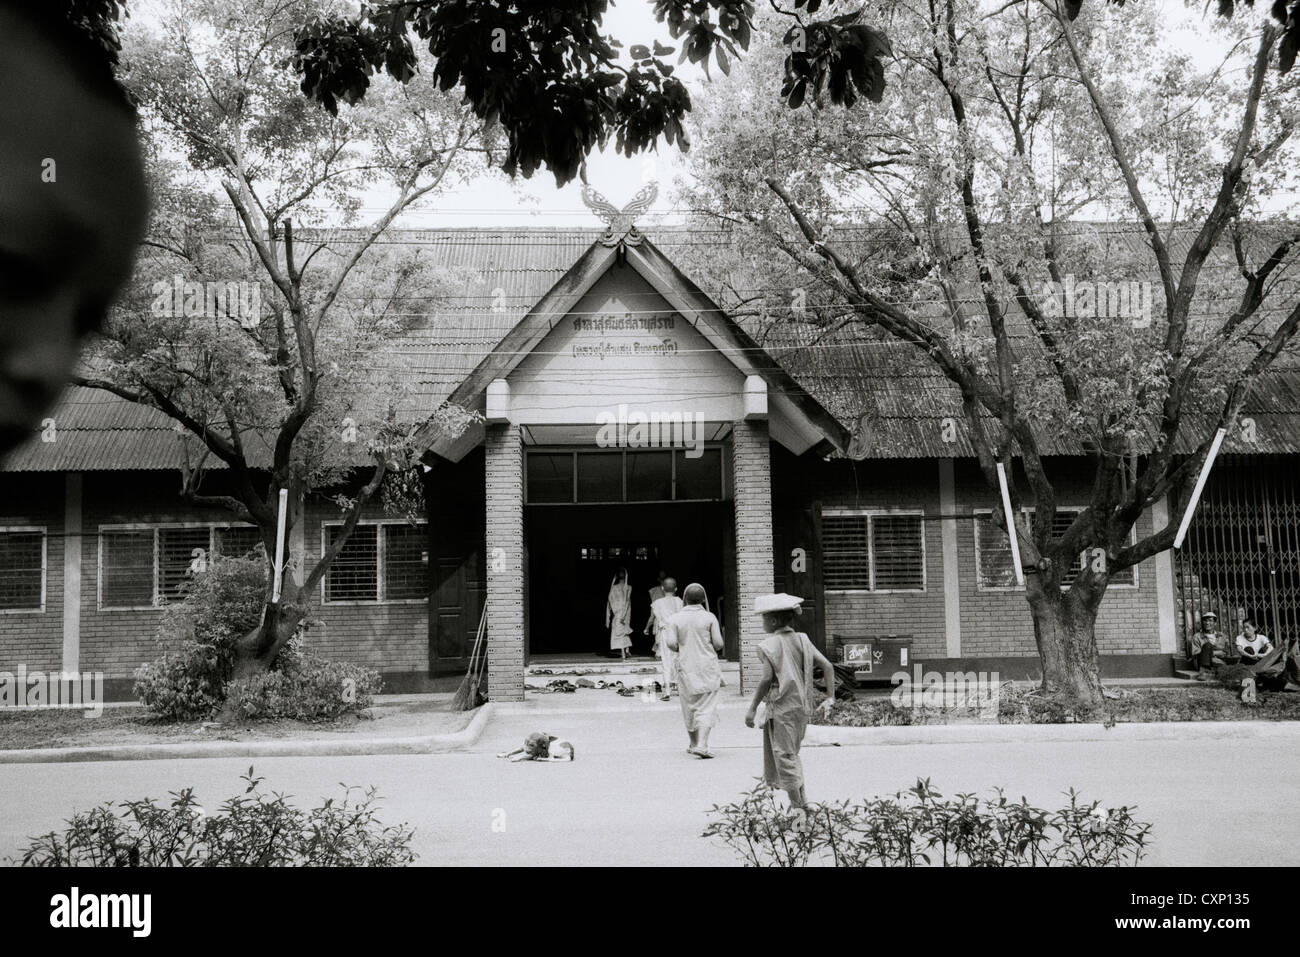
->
left=13, top=769, right=415, bottom=866
left=704, top=779, right=1152, bottom=867
left=224, top=655, right=381, bottom=722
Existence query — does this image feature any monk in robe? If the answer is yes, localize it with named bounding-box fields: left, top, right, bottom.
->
left=649, top=578, right=683, bottom=701
left=665, top=583, right=723, bottom=757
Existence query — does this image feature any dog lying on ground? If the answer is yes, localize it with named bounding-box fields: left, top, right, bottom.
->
left=497, top=731, right=575, bottom=762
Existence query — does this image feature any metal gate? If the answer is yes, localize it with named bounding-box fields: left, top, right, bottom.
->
left=1174, top=455, right=1300, bottom=653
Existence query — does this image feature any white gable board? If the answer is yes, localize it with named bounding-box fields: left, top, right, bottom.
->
left=506, top=266, right=746, bottom=428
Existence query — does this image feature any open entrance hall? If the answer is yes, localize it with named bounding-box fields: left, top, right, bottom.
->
left=524, top=438, right=733, bottom=659
left=526, top=501, right=732, bottom=659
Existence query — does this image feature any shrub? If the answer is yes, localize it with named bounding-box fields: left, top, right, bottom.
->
left=12, top=769, right=416, bottom=866
left=131, top=640, right=229, bottom=720
left=704, top=779, right=1152, bottom=867
left=134, top=553, right=269, bottom=719
left=134, top=553, right=332, bottom=720
left=224, top=655, right=381, bottom=722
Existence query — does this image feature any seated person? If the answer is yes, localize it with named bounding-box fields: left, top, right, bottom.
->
left=1235, top=619, right=1274, bottom=665
left=1188, top=611, right=1229, bottom=679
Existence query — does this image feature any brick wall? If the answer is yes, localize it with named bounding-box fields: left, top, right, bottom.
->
left=732, top=420, right=775, bottom=692
left=485, top=424, right=526, bottom=701
left=774, top=456, right=1164, bottom=665
left=795, top=459, right=949, bottom=659
left=295, top=500, right=428, bottom=674
left=0, top=473, right=64, bottom=674
left=25, top=471, right=433, bottom=681
left=952, top=460, right=1161, bottom=659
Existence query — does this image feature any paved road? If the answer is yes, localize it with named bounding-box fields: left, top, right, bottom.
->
left=1, top=698, right=1295, bottom=866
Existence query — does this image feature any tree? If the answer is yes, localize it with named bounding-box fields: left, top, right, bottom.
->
left=75, top=0, right=485, bottom=685
left=682, top=0, right=1300, bottom=705
left=287, top=0, right=1297, bottom=186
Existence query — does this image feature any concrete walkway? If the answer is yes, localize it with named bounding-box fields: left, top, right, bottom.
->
left=3, top=690, right=1298, bottom=865
left=2, top=680, right=1293, bottom=763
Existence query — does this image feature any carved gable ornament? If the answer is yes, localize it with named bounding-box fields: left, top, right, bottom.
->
left=580, top=181, right=657, bottom=247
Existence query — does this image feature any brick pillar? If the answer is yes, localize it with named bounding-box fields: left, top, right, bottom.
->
left=485, top=423, right=525, bottom=701
left=732, top=420, right=775, bottom=693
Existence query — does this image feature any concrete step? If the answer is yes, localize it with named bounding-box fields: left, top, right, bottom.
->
left=526, top=659, right=740, bottom=678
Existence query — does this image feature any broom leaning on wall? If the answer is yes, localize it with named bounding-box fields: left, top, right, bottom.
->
left=451, top=603, right=489, bottom=711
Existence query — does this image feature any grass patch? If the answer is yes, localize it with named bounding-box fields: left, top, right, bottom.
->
left=0, top=698, right=471, bottom=752
left=816, top=684, right=1300, bottom=727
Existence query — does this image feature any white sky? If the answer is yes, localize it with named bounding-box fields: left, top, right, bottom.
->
left=382, top=0, right=698, bottom=228
left=130, top=0, right=1286, bottom=227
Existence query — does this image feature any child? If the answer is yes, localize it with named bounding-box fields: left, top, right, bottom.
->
left=744, top=593, right=835, bottom=829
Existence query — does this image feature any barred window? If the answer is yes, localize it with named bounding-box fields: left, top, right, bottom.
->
left=159, top=526, right=212, bottom=602
left=823, top=513, right=925, bottom=591
left=974, top=514, right=1020, bottom=589
left=871, top=515, right=925, bottom=589
left=215, top=525, right=263, bottom=558
left=322, top=523, right=428, bottom=603
left=976, top=509, right=1137, bottom=589
left=101, top=523, right=273, bottom=610
left=383, top=524, right=428, bottom=600
left=0, top=529, right=45, bottom=611
left=823, top=515, right=870, bottom=589
left=101, top=529, right=155, bottom=608
left=326, top=525, right=379, bottom=602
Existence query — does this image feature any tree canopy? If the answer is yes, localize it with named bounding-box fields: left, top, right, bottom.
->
left=681, top=0, right=1300, bottom=701
left=288, top=0, right=1299, bottom=187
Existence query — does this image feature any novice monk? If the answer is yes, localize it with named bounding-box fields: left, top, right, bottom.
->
left=744, top=593, right=835, bottom=828
left=666, top=583, right=724, bottom=758
left=649, top=578, right=684, bottom=701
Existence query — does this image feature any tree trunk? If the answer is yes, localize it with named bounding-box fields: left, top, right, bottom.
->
left=1025, top=579, right=1105, bottom=708
left=219, top=578, right=306, bottom=720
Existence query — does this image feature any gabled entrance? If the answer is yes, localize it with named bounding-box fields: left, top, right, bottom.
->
left=418, top=231, right=849, bottom=700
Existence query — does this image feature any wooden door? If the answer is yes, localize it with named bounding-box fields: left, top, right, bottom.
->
left=425, top=450, right=486, bottom=675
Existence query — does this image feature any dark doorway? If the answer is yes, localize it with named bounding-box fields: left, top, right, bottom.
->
left=526, top=502, right=729, bottom=657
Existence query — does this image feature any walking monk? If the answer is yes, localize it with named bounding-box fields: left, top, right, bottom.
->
left=665, top=583, right=724, bottom=758
left=649, top=578, right=683, bottom=701
left=744, top=594, right=835, bottom=828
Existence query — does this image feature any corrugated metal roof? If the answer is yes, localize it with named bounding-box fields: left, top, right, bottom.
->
left=4, top=224, right=1299, bottom=470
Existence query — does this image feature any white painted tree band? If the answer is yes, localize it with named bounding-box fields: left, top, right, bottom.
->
left=272, top=487, right=289, bottom=603
left=996, top=462, right=1024, bottom=587
left=1173, top=427, right=1227, bottom=550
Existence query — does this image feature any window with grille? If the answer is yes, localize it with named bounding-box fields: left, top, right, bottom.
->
left=0, top=529, right=45, bottom=611
left=101, top=529, right=156, bottom=608
left=872, top=515, right=925, bottom=589
left=323, top=523, right=429, bottom=603
left=100, top=523, right=275, bottom=609
left=823, top=515, right=870, bottom=589
left=326, top=524, right=378, bottom=601
left=823, top=512, right=925, bottom=591
left=383, top=524, right=428, bottom=600
left=215, top=524, right=262, bottom=558
left=159, top=526, right=212, bottom=602
left=975, top=509, right=1137, bottom=589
